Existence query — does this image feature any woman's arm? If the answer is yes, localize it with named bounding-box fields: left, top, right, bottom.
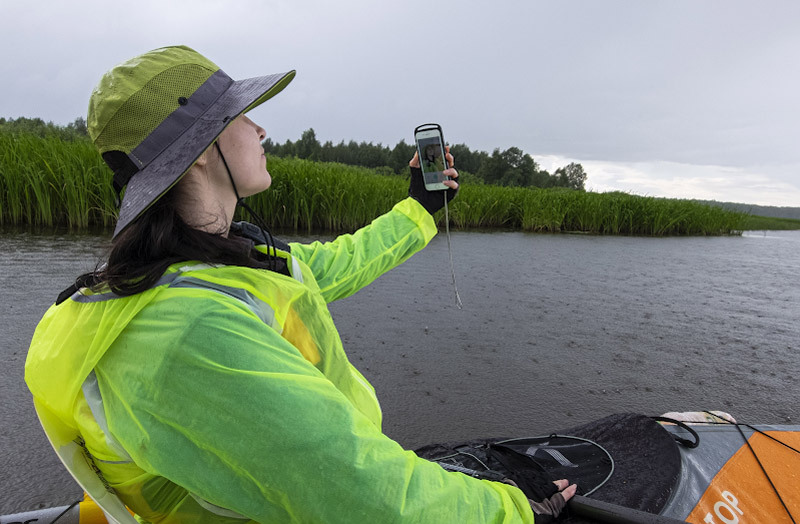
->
left=289, top=147, right=459, bottom=304
left=289, top=196, right=438, bottom=303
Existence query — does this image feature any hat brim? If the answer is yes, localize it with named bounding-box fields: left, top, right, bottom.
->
left=113, top=70, right=295, bottom=239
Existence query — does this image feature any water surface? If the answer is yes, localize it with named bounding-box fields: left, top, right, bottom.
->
left=1, top=229, right=797, bottom=514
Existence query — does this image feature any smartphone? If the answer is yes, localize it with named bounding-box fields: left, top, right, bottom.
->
left=414, top=123, right=449, bottom=191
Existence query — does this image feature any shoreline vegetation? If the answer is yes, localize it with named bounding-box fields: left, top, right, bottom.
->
left=1, top=128, right=798, bottom=236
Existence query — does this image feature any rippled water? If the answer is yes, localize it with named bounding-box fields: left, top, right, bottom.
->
left=1, top=229, right=798, bottom=514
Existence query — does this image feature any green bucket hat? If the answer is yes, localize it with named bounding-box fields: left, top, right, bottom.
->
left=87, top=45, right=295, bottom=238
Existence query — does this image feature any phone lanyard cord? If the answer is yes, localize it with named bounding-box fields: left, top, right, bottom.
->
left=443, top=192, right=463, bottom=309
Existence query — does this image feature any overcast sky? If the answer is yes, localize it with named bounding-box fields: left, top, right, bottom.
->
left=2, top=0, right=798, bottom=206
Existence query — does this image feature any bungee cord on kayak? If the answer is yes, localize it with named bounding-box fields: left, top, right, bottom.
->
left=703, top=411, right=797, bottom=524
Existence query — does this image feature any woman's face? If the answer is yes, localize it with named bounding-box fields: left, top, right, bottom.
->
left=215, top=115, right=271, bottom=197
left=425, top=145, right=438, bottom=161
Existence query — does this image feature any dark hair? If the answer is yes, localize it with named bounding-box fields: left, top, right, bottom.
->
left=76, top=187, right=271, bottom=297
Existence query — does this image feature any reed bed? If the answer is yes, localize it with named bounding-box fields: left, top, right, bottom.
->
left=442, top=186, right=746, bottom=235
left=0, top=132, right=116, bottom=229
left=1, top=131, right=746, bottom=235
left=251, top=157, right=406, bottom=232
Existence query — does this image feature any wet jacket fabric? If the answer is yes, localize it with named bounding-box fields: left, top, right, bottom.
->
left=26, top=197, right=533, bottom=524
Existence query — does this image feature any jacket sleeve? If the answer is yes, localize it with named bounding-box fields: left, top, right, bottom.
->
left=289, top=197, right=438, bottom=303
left=96, top=299, right=534, bottom=524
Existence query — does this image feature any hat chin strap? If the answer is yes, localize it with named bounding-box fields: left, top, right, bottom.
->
left=214, top=141, right=278, bottom=271
left=214, top=141, right=244, bottom=203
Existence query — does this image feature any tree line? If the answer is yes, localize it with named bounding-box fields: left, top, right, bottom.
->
left=2, top=117, right=587, bottom=190
left=0, top=116, right=88, bottom=141
left=264, top=128, right=588, bottom=190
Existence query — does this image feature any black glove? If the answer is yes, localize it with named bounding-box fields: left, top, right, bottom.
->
left=502, top=478, right=569, bottom=523
left=408, top=165, right=459, bottom=215
left=490, top=444, right=573, bottom=523
left=528, top=490, right=569, bottom=523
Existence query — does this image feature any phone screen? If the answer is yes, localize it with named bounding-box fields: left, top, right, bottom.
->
left=415, top=130, right=448, bottom=190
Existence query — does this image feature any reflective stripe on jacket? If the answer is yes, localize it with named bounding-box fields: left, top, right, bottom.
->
left=26, top=197, right=534, bottom=524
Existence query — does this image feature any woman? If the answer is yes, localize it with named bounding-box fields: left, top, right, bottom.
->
left=25, top=46, right=574, bottom=523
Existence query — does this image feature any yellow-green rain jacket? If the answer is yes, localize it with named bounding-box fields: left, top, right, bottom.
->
left=26, top=198, right=533, bottom=524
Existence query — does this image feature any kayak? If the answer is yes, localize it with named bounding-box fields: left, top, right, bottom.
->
left=655, top=412, right=799, bottom=524
left=416, top=411, right=799, bottom=524
left=2, top=411, right=797, bottom=524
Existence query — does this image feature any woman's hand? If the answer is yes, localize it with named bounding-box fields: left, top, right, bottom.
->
left=407, top=146, right=460, bottom=214
left=528, top=479, right=577, bottom=523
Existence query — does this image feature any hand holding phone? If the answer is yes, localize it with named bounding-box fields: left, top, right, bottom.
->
left=408, top=124, right=459, bottom=215
left=414, top=124, right=451, bottom=191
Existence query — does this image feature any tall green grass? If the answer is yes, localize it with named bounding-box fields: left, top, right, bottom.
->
left=0, top=132, right=116, bottom=229
left=250, top=157, right=406, bottom=232
left=439, top=186, right=746, bottom=235
left=1, top=130, right=748, bottom=235
left=247, top=159, right=747, bottom=235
